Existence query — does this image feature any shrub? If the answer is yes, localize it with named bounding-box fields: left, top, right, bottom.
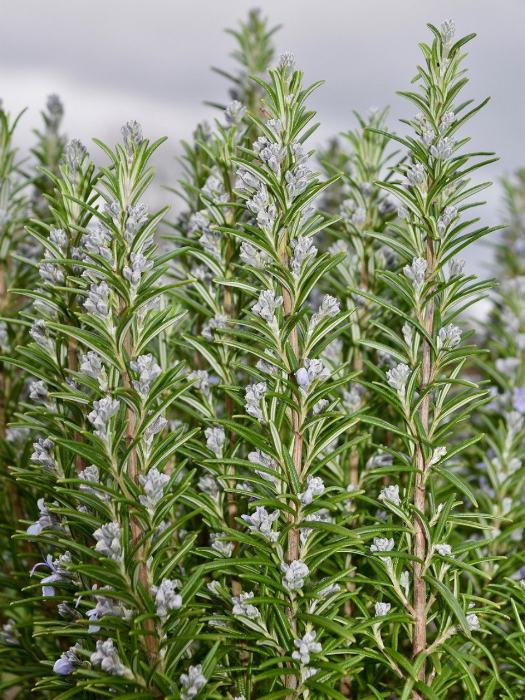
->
left=1, top=11, right=523, bottom=700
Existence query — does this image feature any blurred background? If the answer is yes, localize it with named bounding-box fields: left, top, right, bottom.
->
left=1, top=0, right=524, bottom=275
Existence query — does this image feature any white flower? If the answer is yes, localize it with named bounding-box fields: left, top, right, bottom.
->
left=313, top=399, right=329, bottom=415
left=90, top=639, right=130, bottom=677
left=239, top=241, right=269, bottom=268
left=210, top=533, right=234, bottom=557
left=323, top=338, right=342, bottom=366
left=428, top=446, right=447, bottom=467
left=31, top=438, right=56, bottom=470
left=437, top=204, right=458, bottom=233
left=439, top=111, right=456, bottom=133
left=248, top=449, right=279, bottom=486
left=300, top=509, right=334, bottom=545
left=448, top=258, right=465, bottom=278
left=205, top=427, right=225, bottom=457
left=299, top=476, right=325, bottom=505
left=139, top=468, right=169, bottom=513
left=402, top=322, right=413, bottom=347
left=188, top=210, right=210, bottom=236
left=49, top=226, right=67, bottom=251
left=225, top=100, right=246, bottom=125
left=403, top=257, right=427, bottom=292
left=180, top=664, right=207, bottom=700
left=252, top=289, right=283, bottom=324
left=151, top=579, right=182, bottom=621
left=30, top=551, right=72, bottom=596
left=199, top=229, right=222, bottom=260
left=93, top=522, right=122, bottom=561
left=291, top=236, right=317, bottom=276
left=400, top=571, right=410, bottom=597
left=507, top=410, right=524, bottom=436
left=343, top=385, right=364, bottom=412
left=236, top=166, right=260, bottom=190
left=247, top=185, right=277, bottom=231
left=84, top=282, right=110, bottom=319
left=188, top=369, right=211, bottom=397
left=329, top=239, right=349, bottom=257
left=370, top=537, right=395, bottom=563
left=86, top=589, right=132, bottom=633
left=502, top=497, right=513, bottom=515
left=202, top=174, right=227, bottom=203
left=370, top=537, right=395, bottom=553
left=202, top=313, right=227, bottom=340
left=435, top=543, right=453, bottom=557
left=301, top=667, right=319, bottom=682
left=198, top=473, right=220, bottom=498
left=406, top=162, right=425, bottom=187
left=466, top=613, right=480, bottom=632
left=374, top=602, right=391, bottom=617
left=241, top=506, right=280, bottom=542
left=351, top=206, right=366, bottom=226
left=296, top=358, right=330, bottom=391
left=80, top=222, right=112, bottom=263
left=281, top=560, right=309, bottom=591
left=79, top=464, right=109, bottom=501
left=53, top=643, right=81, bottom=675
left=27, top=498, right=60, bottom=535
left=278, top=51, right=295, bottom=75
left=292, top=630, right=322, bottom=665
left=144, top=414, right=168, bottom=444
left=286, top=165, right=310, bottom=198
left=87, top=396, right=120, bottom=438
left=244, top=382, right=267, bottom=422
left=260, top=142, right=286, bottom=175
left=437, top=324, right=462, bottom=350
left=29, top=320, right=53, bottom=351
left=29, top=379, right=50, bottom=405
left=0, top=320, right=8, bottom=350
left=378, top=484, right=401, bottom=507
left=123, top=252, right=153, bottom=288
left=386, top=363, right=410, bottom=394
left=130, top=354, right=162, bottom=396
left=232, top=591, right=260, bottom=619
left=265, top=118, right=282, bottom=138
left=121, top=120, right=143, bottom=153
left=430, top=137, right=454, bottom=160
left=309, top=294, right=340, bottom=330
left=319, top=582, right=341, bottom=598
left=64, top=139, right=88, bottom=171
left=440, top=19, right=456, bottom=46
left=80, top=351, right=108, bottom=390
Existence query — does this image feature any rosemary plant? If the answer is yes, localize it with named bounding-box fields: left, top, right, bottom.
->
left=1, top=11, right=523, bottom=700
left=360, top=19, right=499, bottom=698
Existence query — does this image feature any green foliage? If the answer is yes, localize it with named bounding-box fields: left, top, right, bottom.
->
left=0, top=12, right=524, bottom=700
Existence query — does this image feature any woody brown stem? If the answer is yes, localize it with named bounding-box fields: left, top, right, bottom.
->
left=412, top=237, right=434, bottom=696
left=122, top=314, right=158, bottom=664
left=223, top=269, right=243, bottom=601
left=280, top=251, right=302, bottom=696
left=282, top=282, right=302, bottom=566
left=67, top=336, right=85, bottom=474
left=0, top=261, right=29, bottom=547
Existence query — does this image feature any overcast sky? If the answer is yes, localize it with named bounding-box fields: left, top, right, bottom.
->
left=1, top=0, right=523, bottom=276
